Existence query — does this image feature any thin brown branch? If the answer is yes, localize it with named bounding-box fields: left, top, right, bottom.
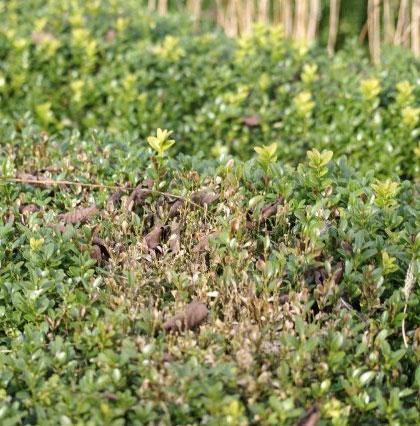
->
left=1, top=177, right=205, bottom=209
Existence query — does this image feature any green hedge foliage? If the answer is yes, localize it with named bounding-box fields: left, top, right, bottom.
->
left=0, top=0, right=419, bottom=178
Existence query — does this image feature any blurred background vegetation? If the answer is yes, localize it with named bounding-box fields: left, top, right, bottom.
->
left=146, top=0, right=419, bottom=63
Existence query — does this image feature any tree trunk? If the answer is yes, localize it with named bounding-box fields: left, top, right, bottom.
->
left=328, top=0, right=341, bottom=56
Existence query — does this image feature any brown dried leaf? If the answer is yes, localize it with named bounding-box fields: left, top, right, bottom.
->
left=163, top=302, right=208, bottom=333
left=90, top=245, right=102, bottom=264
left=92, top=236, right=110, bottom=262
left=297, top=407, right=320, bottom=426
left=279, top=294, right=289, bottom=304
left=31, top=31, right=55, bottom=45
left=333, top=261, right=344, bottom=284
left=145, top=225, right=163, bottom=250
left=162, top=352, right=174, bottom=363
left=191, top=190, right=219, bottom=207
left=50, top=223, right=67, bottom=233
left=126, top=179, right=154, bottom=211
left=193, top=234, right=210, bottom=253
left=168, top=221, right=181, bottom=253
left=168, top=199, right=184, bottom=218
left=104, top=29, right=116, bottom=43
left=58, top=205, right=98, bottom=224
left=230, top=217, right=242, bottom=234
left=19, top=203, right=40, bottom=215
left=260, top=197, right=284, bottom=221
left=106, top=190, right=124, bottom=210
left=243, top=114, right=261, bottom=127
left=341, top=241, right=353, bottom=255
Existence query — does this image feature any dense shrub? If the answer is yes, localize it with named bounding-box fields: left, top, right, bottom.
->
left=0, top=1, right=419, bottom=424
left=0, top=1, right=419, bottom=178
left=0, top=128, right=419, bottom=425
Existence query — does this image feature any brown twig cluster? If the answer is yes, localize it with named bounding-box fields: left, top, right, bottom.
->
left=148, top=0, right=420, bottom=62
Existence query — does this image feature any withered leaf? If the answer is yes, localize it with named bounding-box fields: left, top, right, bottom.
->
left=168, top=199, right=184, bottom=218
left=145, top=225, right=164, bottom=250
left=104, top=29, right=116, bottom=43
left=193, top=234, right=210, bottom=253
left=191, top=190, right=219, bottom=207
left=92, top=236, right=110, bottom=262
left=297, top=407, right=320, bottom=426
left=19, top=203, right=40, bottom=215
left=279, top=294, right=289, bottom=304
left=106, top=190, right=124, bottom=210
left=341, top=241, right=353, bottom=255
left=260, top=197, right=285, bottom=221
left=90, top=244, right=102, bottom=264
left=168, top=221, right=181, bottom=253
left=126, top=179, right=154, bottom=211
left=193, top=231, right=220, bottom=253
left=163, top=302, right=208, bottom=333
left=31, top=31, right=55, bottom=45
left=162, top=352, right=174, bottom=363
left=333, top=261, right=344, bottom=284
left=243, top=114, right=261, bottom=127
left=58, top=205, right=98, bottom=224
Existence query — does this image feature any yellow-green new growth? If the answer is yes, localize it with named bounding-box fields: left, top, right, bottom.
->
left=147, top=128, right=175, bottom=157
left=371, top=179, right=400, bottom=208
left=254, top=143, right=278, bottom=168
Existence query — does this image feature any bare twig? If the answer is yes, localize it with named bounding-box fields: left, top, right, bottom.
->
left=0, top=176, right=205, bottom=209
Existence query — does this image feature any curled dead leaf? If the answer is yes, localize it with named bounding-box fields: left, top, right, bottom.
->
left=92, top=236, right=110, bottom=263
left=106, top=190, right=124, bottom=210
left=260, top=197, right=285, bottom=221
left=341, top=241, right=353, bottom=255
left=31, top=31, right=55, bottom=45
left=230, top=217, right=242, bottom=234
left=168, top=221, right=181, bottom=253
left=191, top=190, right=219, bottom=207
left=19, top=203, right=40, bottom=215
left=333, top=261, right=344, bottom=284
left=297, top=407, right=320, bottom=426
left=163, top=302, right=208, bottom=333
left=243, top=114, right=261, bottom=127
left=58, top=205, right=98, bottom=224
left=104, top=29, right=116, bottom=43
left=193, top=232, right=219, bottom=253
left=145, top=225, right=164, bottom=250
left=168, top=199, right=184, bottom=218
left=90, top=244, right=102, bottom=264
left=126, top=179, right=154, bottom=211
left=279, top=294, right=289, bottom=305
left=193, top=235, right=209, bottom=253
